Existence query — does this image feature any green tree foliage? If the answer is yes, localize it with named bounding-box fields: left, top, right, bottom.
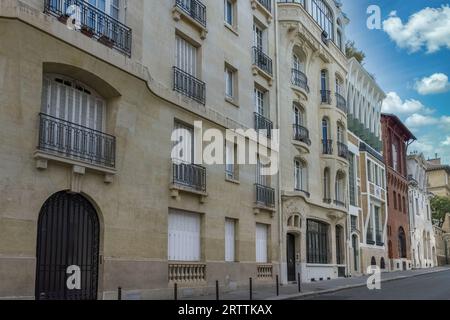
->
left=430, top=196, right=450, bottom=225
left=345, top=40, right=366, bottom=64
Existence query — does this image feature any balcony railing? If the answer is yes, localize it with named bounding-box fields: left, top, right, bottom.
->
left=175, top=0, right=207, bottom=27
left=252, top=46, right=273, bottom=76
left=291, top=69, right=310, bottom=93
left=293, top=124, right=311, bottom=145
left=335, top=93, right=347, bottom=113
left=257, top=0, right=272, bottom=13
left=257, top=264, right=273, bottom=279
left=322, top=139, right=333, bottom=155
left=277, top=0, right=305, bottom=7
left=321, top=90, right=331, bottom=104
left=255, top=113, right=273, bottom=139
left=38, top=113, right=116, bottom=168
left=337, top=141, right=349, bottom=159
left=173, top=66, right=206, bottom=105
left=172, top=160, right=207, bottom=192
left=44, top=0, right=132, bottom=56
left=168, top=263, right=206, bottom=282
left=255, top=184, right=275, bottom=208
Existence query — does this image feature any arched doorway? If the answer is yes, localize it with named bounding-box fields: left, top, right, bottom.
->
left=287, top=233, right=297, bottom=282
left=35, top=192, right=100, bottom=300
left=371, top=256, right=377, bottom=266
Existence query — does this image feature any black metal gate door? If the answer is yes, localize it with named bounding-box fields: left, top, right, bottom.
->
left=35, top=192, right=100, bottom=300
left=287, top=234, right=296, bottom=282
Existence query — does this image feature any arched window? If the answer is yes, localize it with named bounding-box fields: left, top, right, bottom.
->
left=323, top=168, right=331, bottom=202
left=42, top=74, right=106, bottom=131
left=293, top=103, right=305, bottom=126
left=294, top=158, right=308, bottom=193
left=311, top=0, right=334, bottom=40
left=337, top=122, right=345, bottom=144
left=398, top=227, right=407, bottom=258
left=371, top=256, right=377, bottom=266
left=380, top=257, right=386, bottom=269
left=292, top=53, right=304, bottom=72
left=292, top=51, right=308, bottom=91
left=307, top=220, right=329, bottom=264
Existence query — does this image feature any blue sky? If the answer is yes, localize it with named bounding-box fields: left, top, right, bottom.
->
left=341, top=0, right=450, bottom=163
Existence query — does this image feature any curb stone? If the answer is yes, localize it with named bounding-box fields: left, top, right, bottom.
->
left=267, top=267, right=450, bottom=300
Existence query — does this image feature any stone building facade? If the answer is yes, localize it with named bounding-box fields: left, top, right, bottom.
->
left=433, top=213, right=450, bottom=266
left=426, top=157, right=450, bottom=197
left=381, top=114, right=416, bottom=271
left=407, top=153, right=436, bottom=269
left=346, top=57, right=388, bottom=275
left=276, top=0, right=350, bottom=284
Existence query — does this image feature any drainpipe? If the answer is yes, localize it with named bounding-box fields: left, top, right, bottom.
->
left=273, top=2, right=284, bottom=284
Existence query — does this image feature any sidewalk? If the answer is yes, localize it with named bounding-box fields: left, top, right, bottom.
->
left=184, top=266, right=450, bottom=300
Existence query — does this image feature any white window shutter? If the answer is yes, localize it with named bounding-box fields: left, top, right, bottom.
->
left=256, top=224, right=268, bottom=263
left=225, top=219, right=236, bottom=262
left=168, top=210, right=201, bottom=261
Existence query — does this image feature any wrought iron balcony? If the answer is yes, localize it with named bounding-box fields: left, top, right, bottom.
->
left=337, top=141, right=349, bottom=159
left=173, top=66, right=206, bottom=105
left=172, top=160, right=206, bottom=192
left=252, top=46, right=273, bottom=76
left=293, top=124, right=311, bottom=145
left=320, top=90, right=332, bottom=104
left=257, top=0, right=272, bottom=13
left=255, top=183, right=275, bottom=208
left=44, top=0, right=132, bottom=56
left=175, top=0, right=207, bottom=27
left=255, top=112, right=273, bottom=139
left=322, top=139, right=333, bottom=155
left=335, top=92, right=347, bottom=113
left=291, top=69, right=310, bottom=93
left=38, top=113, right=116, bottom=168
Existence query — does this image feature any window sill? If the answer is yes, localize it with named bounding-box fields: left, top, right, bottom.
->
left=225, top=96, right=239, bottom=108
left=224, top=23, right=239, bottom=36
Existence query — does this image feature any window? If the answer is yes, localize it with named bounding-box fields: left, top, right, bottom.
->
left=224, top=0, right=234, bottom=26
left=416, top=198, right=420, bottom=216
left=403, top=197, right=406, bottom=214
left=398, top=227, right=407, bottom=258
left=173, top=121, right=194, bottom=163
left=253, top=23, right=264, bottom=50
left=225, top=65, right=236, bottom=100
left=88, top=0, right=120, bottom=19
left=322, top=118, right=329, bottom=140
left=225, top=142, right=238, bottom=180
left=367, top=160, right=372, bottom=182
left=336, top=29, right=343, bottom=51
left=398, top=194, right=402, bottom=212
left=175, top=35, right=198, bottom=77
left=42, top=74, right=106, bottom=132
left=254, top=87, right=266, bottom=115
left=168, top=210, right=201, bottom=261
left=375, top=165, right=379, bottom=186
left=321, top=70, right=328, bottom=91
left=294, top=159, right=308, bottom=193
left=335, top=171, right=346, bottom=204
left=307, top=220, right=329, bottom=264
left=292, top=54, right=304, bottom=72
left=256, top=156, right=270, bottom=187
left=256, top=224, right=268, bottom=263
left=293, top=103, right=305, bottom=126
left=374, top=206, right=381, bottom=240
left=336, top=77, right=343, bottom=95
left=351, top=215, right=357, bottom=231
left=349, top=153, right=356, bottom=206
left=337, top=123, right=345, bottom=143
left=225, top=218, right=236, bottom=262
left=392, top=139, right=399, bottom=171
left=311, top=0, right=334, bottom=40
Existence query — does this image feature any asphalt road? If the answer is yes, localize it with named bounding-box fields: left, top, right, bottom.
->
left=300, top=270, right=450, bottom=300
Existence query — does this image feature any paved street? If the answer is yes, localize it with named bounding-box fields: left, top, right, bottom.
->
left=300, top=269, right=450, bottom=300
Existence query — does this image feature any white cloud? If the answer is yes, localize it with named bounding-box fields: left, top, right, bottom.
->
left=405, top=113, right=439, bottom=127
left=442, top=116, right=450, bottom=124
left=382, top=92, right=433, bottom=115
left=383, top=5, right=450, bottom=53
left=415, top=73, right=450, bottom=95
left=442, top=137, right=450, bottom=146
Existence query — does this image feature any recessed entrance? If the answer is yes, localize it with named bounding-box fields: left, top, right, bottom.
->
left=35, top=192, right=100, bottom=300
left=287, top=234, right=296, bottom=282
